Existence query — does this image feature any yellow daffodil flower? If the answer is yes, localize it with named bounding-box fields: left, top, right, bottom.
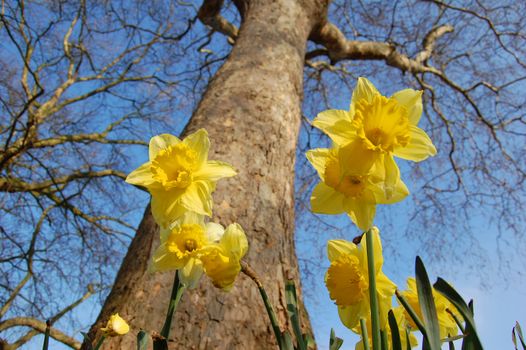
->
left=201, top=223, right=248, bottom=291
left=100, top=313, right=129, bottom=337
left=325, top=228, right=396, bottom=329
left=307, top=147, right=408, bottom=231
left=126, top=129, right=236, bottom=227
left=354, top=306, right=418, bottom=350
left=313, top=77, right=436, bottom=196
left=151, top=212, right=248, bottom=290
left=399, top=277, right=461, bottom=338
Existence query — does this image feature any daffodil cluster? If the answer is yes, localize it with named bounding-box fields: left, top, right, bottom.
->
left=399, top=277, right=462, bottom=339
left=126, top=129, right=247, bottom=290
left=325, top=229, right=460, bottom=349
left=307, top=77, right=436, bottom=231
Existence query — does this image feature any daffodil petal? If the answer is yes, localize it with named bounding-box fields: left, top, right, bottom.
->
left=205, top=222, right=224, bottom=243
left=306, top=148, right=331, bottom=181
left=194, top=160, right=237, bottom=181
left=220, top=223, right=248, bottom=259
left=344, top=197, right=376, bottom=232
left=383, top=154, right=401, bottom=199
left=313, top=110, right=356, bottom=145
left=351, top=77, right=380, bottom=109
left=151, top=189, right=186, bottom=228
left=327, top=239, right=357, bottom=262
left=126, top=161, right=157, bottom=188
left=149, top=134, right=180, bottom=160
left=182, top=129, right=209, bottom=166
left=179, top=258, right=204, bottom=289
left=377, top=273, right=397, bottom=299
left=202, top=249, right=240, bottom=291
left=393, top=125, right=437, bottom=161
left=311, top=182, right=346, bottom=215
left=180, top=211, right=206, bottom=226
left=151, top=244, right=185, bottom=272
left=179, top=180, right=214, bottom=216
left=338, top=139, right=378, bottom=175
left=338, top=303, right=367, bottom=330
left=391, top=89, right=423, bottom=125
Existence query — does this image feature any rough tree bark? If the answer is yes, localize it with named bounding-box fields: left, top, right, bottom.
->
left=83, top=1, right=326, bottom=349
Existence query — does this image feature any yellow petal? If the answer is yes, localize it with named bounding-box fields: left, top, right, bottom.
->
left=179, top=180, right=214, bottom=216
left=194, top=160, right=237, bottom=181
left=306, top=148, right=331, bottom=181
left=151, top=243, right=185, bottom=272
left=201, top=248, right=240, bottom=291
left=205, top=222, right=224, bottom=243
left=344, top=197, right=376, bottom=232
left=383, top=154, right=401, bottom=199
left=126, top=161, right=157, bottom=188
left=182, top=129, right=209, bottom=166
left=149, top=134, right=180, bottom=160
left=393, top=125, right=437, bottom=161
left=377, top=273, right=397, bottom=299
left=150, top=189, right=186, bottom=228
left=327, top=239, right=357, bottom=262
left=351, top=77, right=380, bottom=109
left=391, top=89, right=423, bottom=125
left=101, top=313, right=129, bottom=336
left=338, top=303, right=368, bottom=330
left=338, top=139, right=378, bottom=175
left=312, top=110, right=355, bottom=145
left=311, top=182, right=346, bottom=215
left=179, top=211, right=206, bottom=226
left=220, top=223, right=248, bottom=259
left=179, top=258, right=204, bottom=289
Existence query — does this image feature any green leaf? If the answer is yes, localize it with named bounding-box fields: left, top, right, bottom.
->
left=137, top=330, right=149, bottom=350
left=415, top=257, right=441, bottom=350
left=513, top=322, right=526, bottom=350
left=285, top=280, right=306, bottom=350
left=388, top=310, right=402, bottom=350
left=329, top=328, right=344, bottom=350
left=433, top=278, right=484, bottom=350
left=303, top=333, right=315, bottom=349
left=152, top=338, right=168, bottom=350
left=280, top=331, right=295, bottom=350
left=395, top=291, right=427, bottom=339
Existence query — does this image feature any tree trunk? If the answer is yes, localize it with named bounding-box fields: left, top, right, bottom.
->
left=84, top=1, right=324, bottom=348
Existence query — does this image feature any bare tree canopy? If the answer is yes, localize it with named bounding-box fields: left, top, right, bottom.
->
left=1, top=0, right=524, bottom=348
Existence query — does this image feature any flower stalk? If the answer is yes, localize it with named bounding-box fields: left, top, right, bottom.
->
left=241, top=261, right=283, bottom=348
left=160, top=271, right=186, bottom=339
left=366, top=228, right=381, bottom=349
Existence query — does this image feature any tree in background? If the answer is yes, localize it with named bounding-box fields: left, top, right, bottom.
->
left=0, top=0, right=524, bottom=349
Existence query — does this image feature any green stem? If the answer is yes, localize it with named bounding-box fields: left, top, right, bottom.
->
left=258, top=285, right=284, bottom=347
left=360, top=318, right=371, bottom=350
left=366, top=229, right=381, bottom=350
left=160, top=270, right=186, bottom=339
left=42, top=320, right=51, bottom=350
left=93, top=335, right=106, bottom=350
left=241, top=262, right=283, bottom=348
